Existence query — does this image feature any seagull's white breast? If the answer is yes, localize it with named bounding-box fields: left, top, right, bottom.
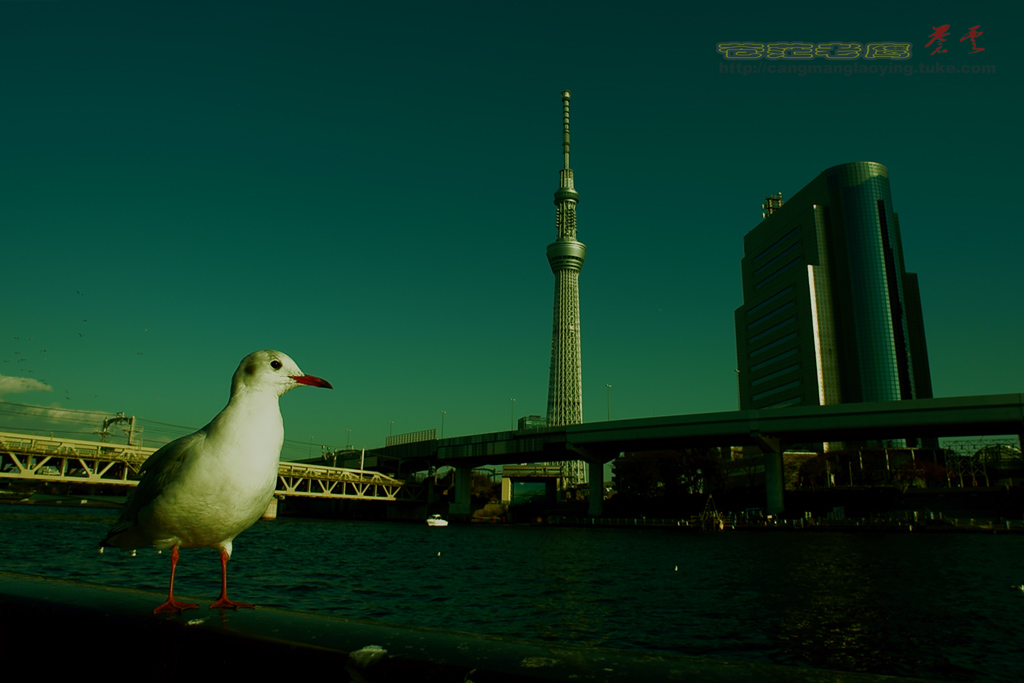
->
left=138, top=394, right=284, bottom=550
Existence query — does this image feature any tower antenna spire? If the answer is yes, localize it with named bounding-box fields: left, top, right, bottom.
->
left=562, top=90, right=571, bottom=170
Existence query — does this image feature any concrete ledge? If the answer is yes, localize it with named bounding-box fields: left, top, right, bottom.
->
left=0, top=572, right=935, bottom=682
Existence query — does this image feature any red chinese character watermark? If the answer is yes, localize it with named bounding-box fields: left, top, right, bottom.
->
left=960, top=25, right=985, bottom=54
left=927, top=24, right=985, bottom=56
left=925, top=25, right=950, bottom=55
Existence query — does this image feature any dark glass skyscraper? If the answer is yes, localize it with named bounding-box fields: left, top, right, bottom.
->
left=735, top=162, right=932, bottom=415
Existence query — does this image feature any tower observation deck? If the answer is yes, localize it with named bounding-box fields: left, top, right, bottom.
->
left=545, top=90, right=587, bottom=487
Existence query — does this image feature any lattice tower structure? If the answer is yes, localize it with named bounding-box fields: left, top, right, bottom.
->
left=545, top=90, right=587, bottom=488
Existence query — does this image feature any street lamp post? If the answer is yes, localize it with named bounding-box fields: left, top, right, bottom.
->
left=440, top=410, right=446, bottom=438
left=510, top=398, right=516, bottom=431
left=605, top=384, right=612, bottom=421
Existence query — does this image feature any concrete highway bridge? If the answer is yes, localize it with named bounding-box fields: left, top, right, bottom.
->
left=383, top=393, right=1024, bottom=516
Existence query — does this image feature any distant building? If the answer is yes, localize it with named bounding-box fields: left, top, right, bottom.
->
left=734, top=162, right=932, bottom=428
left=517, top=415, right=548, bottom=431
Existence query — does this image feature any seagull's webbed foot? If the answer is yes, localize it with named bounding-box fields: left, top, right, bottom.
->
left=154, top=598, right=199, bottom=615
left=209, top=596, right=255, bottom=610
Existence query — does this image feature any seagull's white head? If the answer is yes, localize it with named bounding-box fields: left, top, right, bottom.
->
left=230, top=350, right=333, bottom=398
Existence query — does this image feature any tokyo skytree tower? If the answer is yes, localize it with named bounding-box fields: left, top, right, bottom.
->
left=545, top=91, right=587, bottom=486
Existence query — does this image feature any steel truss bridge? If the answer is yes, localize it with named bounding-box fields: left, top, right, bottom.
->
left=0, top=431, right=404, bottom=502
left=941, top=437, right=1023, bottom=488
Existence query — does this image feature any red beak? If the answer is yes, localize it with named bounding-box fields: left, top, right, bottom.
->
left=292, top=374, right=333, bottom=389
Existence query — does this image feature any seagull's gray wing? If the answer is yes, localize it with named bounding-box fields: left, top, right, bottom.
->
left=103, top=431, right=206, bottom=537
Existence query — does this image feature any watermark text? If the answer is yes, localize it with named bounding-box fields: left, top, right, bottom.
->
left=716, top=42, right=912, bottom=60
left=719, top=61, right=996, bottom=76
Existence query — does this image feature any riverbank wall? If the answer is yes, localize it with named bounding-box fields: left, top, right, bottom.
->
left=0, top=572, right=941, bottom=683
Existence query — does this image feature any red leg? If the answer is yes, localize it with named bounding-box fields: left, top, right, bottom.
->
left=209, top=548, right=254, bottom=610
left=153, top=546, right=199, bottom=615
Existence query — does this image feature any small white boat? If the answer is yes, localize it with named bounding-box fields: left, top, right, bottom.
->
left=427, top=514, right=449, bottom=527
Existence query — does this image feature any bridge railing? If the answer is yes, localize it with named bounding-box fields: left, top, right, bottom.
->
left=0, top=430, right=156, bottom=460
left=1, top=430, right=156, bottom=485
left=502, top=464, right=564, bottom=478
left=276, top=461, right=404, bottom=500
left=386, top=429, right=437, bottom=447
left=278, top=461, right=403, bottom=485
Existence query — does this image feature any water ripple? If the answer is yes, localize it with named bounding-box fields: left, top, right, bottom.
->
left=1, top=506, right=1022, bottom=682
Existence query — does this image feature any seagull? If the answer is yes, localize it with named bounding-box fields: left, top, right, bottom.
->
left=100, top=350, right=332, bottom=614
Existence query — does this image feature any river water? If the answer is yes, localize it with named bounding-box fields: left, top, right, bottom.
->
left=1, top=505, right=1021, bottom=682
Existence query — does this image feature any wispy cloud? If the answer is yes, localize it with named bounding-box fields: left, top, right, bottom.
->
left=0, top=398, right=116, bottom=441
left=8, top=402, right=100, bottom=422
left=0, top=375, right=53, bottom=398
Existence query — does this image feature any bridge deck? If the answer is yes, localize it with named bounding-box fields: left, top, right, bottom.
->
left=384, top=393, right=1024, bottom=467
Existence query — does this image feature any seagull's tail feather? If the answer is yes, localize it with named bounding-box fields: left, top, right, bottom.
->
left=99, top=524, right=129, bottom=549
left=99, top=520, right=145, bottom=551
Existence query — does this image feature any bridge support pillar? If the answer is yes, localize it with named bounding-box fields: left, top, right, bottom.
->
left=753, top=434, right=784, bottom=517
left=587, top=460, right=604, bottom=516
left=262, top=497, right=279, bottom=520
left=449, top=466, right=473, bottom=517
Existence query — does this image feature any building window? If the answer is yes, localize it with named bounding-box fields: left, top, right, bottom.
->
left=747, top=300, right=795, bottom=330
left=749, top=332, right=797, bottom=358
left=753, top=380, right=800, bottom=402
left=755, top=257, right=801, bottom=289
left=754, top=241, right=801, bottom=277
left=752, top=227, right=799, bottom=265
left=748, top=316, right=795, bottom=345
left=761, top=396, right=802, bottom=409
left=746, top=285, right=794, bottom=318
left=751, top=363, right=799, bottom=386
left=750, top=348, right=798, bottom=372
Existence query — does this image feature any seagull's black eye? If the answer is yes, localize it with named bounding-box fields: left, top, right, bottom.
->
left=270, top=360, right=283, bottom=370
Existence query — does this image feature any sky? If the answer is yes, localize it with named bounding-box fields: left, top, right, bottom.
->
left=2, top=0, right=1021, bottom=460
